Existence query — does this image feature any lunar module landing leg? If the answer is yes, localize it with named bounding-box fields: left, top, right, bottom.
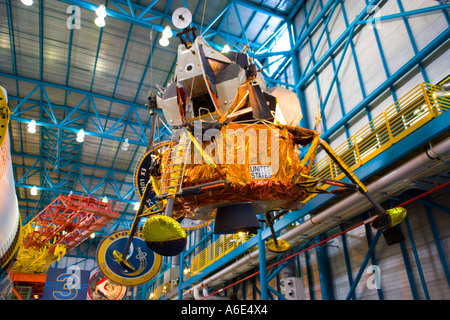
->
left=261, top=138, right=407, bottom=253
left=113, top=96, right=187, bottom=273
left=318, top=140, right=407, bottom=245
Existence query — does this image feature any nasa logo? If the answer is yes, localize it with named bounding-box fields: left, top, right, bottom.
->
left=97, top=231, right=162, bottom=286
left=135, top=148, right=163, bottom=209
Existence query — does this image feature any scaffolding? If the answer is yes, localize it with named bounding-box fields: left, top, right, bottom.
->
left=12, top=194, right=120, bottom=274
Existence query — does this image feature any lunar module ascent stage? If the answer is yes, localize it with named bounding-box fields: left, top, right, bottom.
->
left=110, top=21, right=406, bottom=278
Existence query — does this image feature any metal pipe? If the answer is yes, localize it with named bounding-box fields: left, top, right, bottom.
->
left=282, top=137, right=450, bottom=245
left=192, top=285, right=230, bottom=300
left=183, top=137, right=450, bottom=298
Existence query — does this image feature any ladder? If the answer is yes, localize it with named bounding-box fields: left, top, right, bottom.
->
left=158, top=134, right=191, bottom=199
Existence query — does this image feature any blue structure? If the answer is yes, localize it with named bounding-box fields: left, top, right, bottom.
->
left=0, top=0, right=449, bottom=300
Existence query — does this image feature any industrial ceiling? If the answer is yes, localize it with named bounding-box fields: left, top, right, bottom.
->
left=0, top=0, right=302, bottom=231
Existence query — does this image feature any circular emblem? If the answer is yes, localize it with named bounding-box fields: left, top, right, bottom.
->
left=97, top=231, right=162, bottom=286
left=88, top=270, right=127, bottom=300
left=134, top=142, right=169, bottom=209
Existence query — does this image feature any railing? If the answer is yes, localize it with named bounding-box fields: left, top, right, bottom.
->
left=190, top=233, right=253, bottom=276
left=181, top=82, right=449, bottom=282
left=309, top=82, right=449, bottom=185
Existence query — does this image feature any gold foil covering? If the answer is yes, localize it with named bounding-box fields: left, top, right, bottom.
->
left=157, top=123, right=318, bottom=219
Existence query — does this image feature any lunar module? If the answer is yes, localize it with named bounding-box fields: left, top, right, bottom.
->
left=108, top=9, right=406, bottom=279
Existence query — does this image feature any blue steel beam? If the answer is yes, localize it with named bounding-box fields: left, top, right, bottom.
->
left=320, top=27, right=450, bottom=142
left=258, top=221, right=268, bottom=300
left=399, top=239, right=420, bottom=299
left=13, top=160, right=135, bottom=190
left=355, top=3, right=450, bottom=25
left=200, top=3, right=232, bottom=37
left=295, top=1, right=449, bottom=93
left=404, top=217, right=430, bottom=300
left=57, top=0, right=261, bottom=50
left=0, top=72, right=158, bottom=115
left=418, top=198, right=450, bottom=215
left=228, top=0, right=287, bottom=21
left=295, top=0, right=381, bottom=89
left=424, top=205, right=450, bottom=288
left=363, top=213, right=384, bottom=300
left=16, top=181, right=136, bottom=206
left=288, top=22, right=310, bottom=129
left=345, top=230, right=382, bottom=300
left=39, top=0, right=43, bottom=81
left=7, top=91, right=162, bottom=147
left=340, top=1, right=373, bottom=125
left=5, top=0, right=17, bottom=77
left=340, top=224, right=355, bottom=300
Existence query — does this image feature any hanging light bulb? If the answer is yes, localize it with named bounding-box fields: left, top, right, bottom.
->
left=90, top=232, right=96, bottom=239
left=21, top=0, right=33, bottom=6
left=221, top=44, right=231, bottom=53
left=134, top=201, right=140, bottom=211
left=162, top=25, right=173, bottom=39
left=30, top=185, right=38, bottom=196
left=95, top=5, right=107, bottom=27
left=96, top=5, right=107, bottom=18
left=121, top=138, right=129, bottom=151
left=102, top=196, right=108, bottom=203
left=95, top=17, right=105, bottom=27
left=76, top=128, right=85, bottom=143
left=28, top=119, right=37, bottom=133
left=159, top=36, right=169, bottom=47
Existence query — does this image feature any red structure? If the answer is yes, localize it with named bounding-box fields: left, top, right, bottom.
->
left=22, top=194, right=120, bottom=254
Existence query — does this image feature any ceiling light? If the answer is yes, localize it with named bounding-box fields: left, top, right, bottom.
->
left=221, top=44, right=231, bottom=53
left=96, top=5, right=107, bottom=18
left=102, top=196, right=108, bottom=203
left=121, top=138, right=129, bottom=151
left=95, top=17, right=105, bottom=28
left=76, top=128, right=85, bottom=143
left=159, top=36, right=169, bottom=47
left=134, top=201, right=140, bottom=211
left=95, top=5, right=107, bottom=27
left=21, top=0, right=33, bottom=6
left=90, top=233, right=96, bottom=239
left=30, top=185, right=38, bottom=196
left=28, top=119, right=36, bottom=133
left=162, top=25, right=173, bottom=39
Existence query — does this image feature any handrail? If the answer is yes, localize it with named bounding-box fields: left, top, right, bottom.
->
left=191, top=233, right=253, bottom=275
left=309, top=82, right=448, bottom=188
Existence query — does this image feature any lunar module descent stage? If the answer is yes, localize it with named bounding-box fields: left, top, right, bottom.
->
left=109, top=11, right=406, bottom=278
